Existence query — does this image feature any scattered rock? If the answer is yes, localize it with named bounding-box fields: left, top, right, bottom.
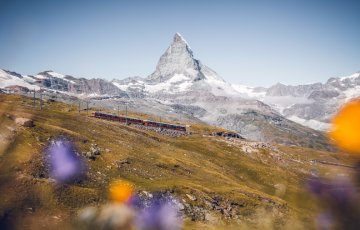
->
left=14, top=118, right=33, bottom=127
left=83, top=152, right=92, bottom=158
left=6, top=126, right=15, bottom=132
left=142, top=191, right=153, bottom=198
left=106, top=149, right=111, bottom=152
left=90, top=147, right=100, bottom=155
left=241, top=146, right=258, bottom=153
left=118, top=159, right=130, bottom=164
left=186, top=194, right=197, bottom=201
left=174, top=201, right=185, bottom=210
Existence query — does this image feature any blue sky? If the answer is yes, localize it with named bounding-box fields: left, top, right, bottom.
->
left=0, top=0, right=359, bottom=87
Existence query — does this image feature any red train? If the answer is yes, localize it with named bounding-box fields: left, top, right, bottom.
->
left=91, top=111, right=187, bottom=132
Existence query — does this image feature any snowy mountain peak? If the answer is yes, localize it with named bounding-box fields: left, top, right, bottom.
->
left=145, top=33, right=225, bottom=85
left=173, top=33, right=185, bottom=43
left=173, top=33, right=191, bottom=48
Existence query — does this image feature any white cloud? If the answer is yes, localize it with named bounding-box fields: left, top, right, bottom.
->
left=262, top=96, right=314, bottom=105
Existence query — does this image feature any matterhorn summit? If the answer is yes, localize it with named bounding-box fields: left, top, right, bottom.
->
left=146, top=33, right=224, bottom=84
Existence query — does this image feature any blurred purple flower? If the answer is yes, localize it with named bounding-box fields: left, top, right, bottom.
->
left=127, top=195, right=141, bottom=209
left=136, top=202, right=182, bottom=230
left=308, top=179, right=325, bottom=196
left=316, top=212, right=334, bottom=230
left=328, top=181, right=353, bottom=205
left=46, top=138, right=84, bottom=183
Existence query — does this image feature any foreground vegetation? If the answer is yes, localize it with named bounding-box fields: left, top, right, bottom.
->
left=0, top=95, right=358, bottom=230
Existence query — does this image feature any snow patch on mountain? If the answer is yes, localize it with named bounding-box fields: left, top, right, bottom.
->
left=112, top=82, right=129, bottom=91
left=339, top=72, right=360, bottom=81
left=34, top=71, right=76, bottom=84
left=22, top=75, right=36, bottom=83
left=343, top=85, right=360, bottom=101
left=168, top=74, right=190, bottom=83
left=0, top=69, right=40, bottom=90
left=231, top=84, right=267, bottom=98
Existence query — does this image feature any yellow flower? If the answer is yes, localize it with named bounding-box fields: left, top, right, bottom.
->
left=329, top=101, right=360, bottom=154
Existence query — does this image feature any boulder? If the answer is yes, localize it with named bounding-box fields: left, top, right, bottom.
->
left=186, top=194, right=197, bottom=201
left=90, top=147, right=100, bottom=155
left=83, top=152, right=92, bottom=158
left=14, top=118, right=33, bottom=127
left=142, top=191, right=153, bottom=198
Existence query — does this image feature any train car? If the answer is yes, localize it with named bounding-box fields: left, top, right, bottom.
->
left=93, top=112, right=119, bottom=121
left=167, top=124, right=177, bottom=130
left=176, top=125, right=186, bottom=131
left=157, top=122, right=168, bottom=129
left=118, top=116, right=143, bottom=125
left=91, top=111, right=186, bottom=132
left=144, top=120, right=159, bottom=127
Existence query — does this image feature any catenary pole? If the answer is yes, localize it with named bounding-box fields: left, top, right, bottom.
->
left=188, top=117, right=190, bottom=134
left=40, top=87, right=42, bottom=110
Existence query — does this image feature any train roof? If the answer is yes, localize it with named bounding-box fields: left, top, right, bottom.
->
left=143, top=120, right=186, bottom=127
left=93, top=112, right=186, bottom=128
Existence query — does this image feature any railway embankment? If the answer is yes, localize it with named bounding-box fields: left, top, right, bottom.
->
left=127, top=122, right=190, bottom=138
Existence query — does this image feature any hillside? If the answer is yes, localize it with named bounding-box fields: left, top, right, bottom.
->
left=0, top=94, right=358, bottom=230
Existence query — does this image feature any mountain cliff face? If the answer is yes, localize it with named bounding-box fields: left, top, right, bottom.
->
left=265, top=82, right=323, bottom=97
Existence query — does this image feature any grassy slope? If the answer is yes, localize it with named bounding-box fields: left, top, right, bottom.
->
left=0, top=95, right=358, bottom=230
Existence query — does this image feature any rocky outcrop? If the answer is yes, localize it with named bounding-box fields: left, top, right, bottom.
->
left=14, top=118, right=33, bottom=127
left=34, top=71, right=128, bottom=96
left=308, top=90, right=339, bottom=100
left=112, top=76, right=144, bottom=85
left=266, top=82, right=323, bottom=97
left=122, top=122, right=189, bottom=138
left=212, top=132, right=244, bottom=139
left=133, top=187, right=288, bottom=225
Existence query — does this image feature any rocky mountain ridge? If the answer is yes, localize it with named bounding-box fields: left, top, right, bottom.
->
left=1, top=33, right=359, bottom=149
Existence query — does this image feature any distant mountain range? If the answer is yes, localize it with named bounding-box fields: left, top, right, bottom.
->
left=1, top=33, right=359, bottom=150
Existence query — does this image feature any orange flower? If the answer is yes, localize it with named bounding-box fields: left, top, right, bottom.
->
left=329, top=101, right=360, bottom=154
left=109, top=181, right=133, bottom=203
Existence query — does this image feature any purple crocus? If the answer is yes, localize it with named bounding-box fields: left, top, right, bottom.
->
left=316, top=212, right=335, bottom=230
left=45, top=137, right=85, bottom=183
left=307, top=179, right=325, bottom=196
left=328, top=181, right=353, bottom=205
left=136, top=202, right=183, bottom=230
